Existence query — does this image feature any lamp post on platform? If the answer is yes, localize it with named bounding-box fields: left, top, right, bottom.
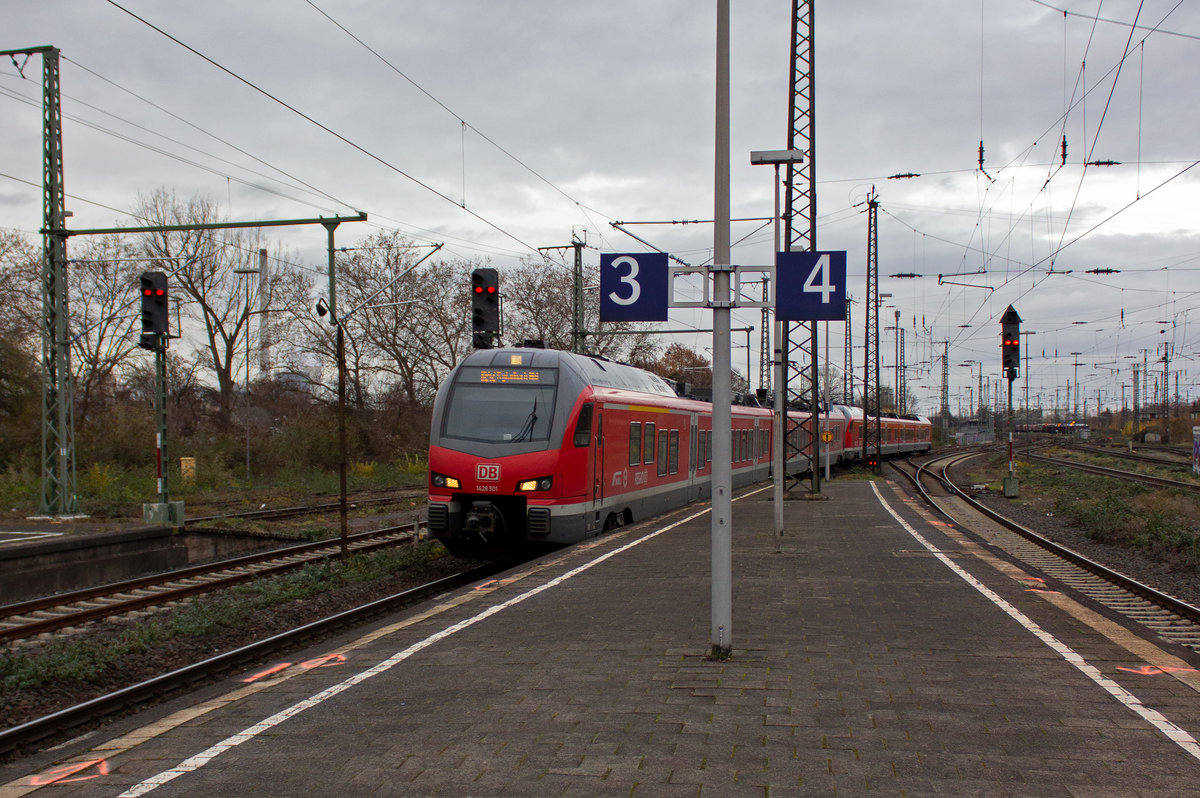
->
left=233, top=263, right=260, bottom=482
left=749, top=147, right=804, bottom=540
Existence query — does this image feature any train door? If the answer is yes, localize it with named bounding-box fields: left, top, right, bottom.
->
left=592, top=408, right=604, bottom=517
left=689, top=415, right=699, bottom=499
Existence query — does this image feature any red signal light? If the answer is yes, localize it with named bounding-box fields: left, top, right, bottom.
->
left=143, top=289, right=152, bottom=296
left=487, top=286, right=496, bottom=294
left=473, top=286, right=483, bottom=294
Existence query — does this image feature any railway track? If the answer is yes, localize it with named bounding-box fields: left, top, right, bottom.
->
left=894, top=452, right=1200, bottom=653
left=1023, top=450, right=1200, bottom=492
left=1064, top=442, right=1191, bottom=469
left=0, top=523, right=424, bottom=645
left=0, top=564, right=500, bottom=759
left=184, top=488, right=425, bottom=527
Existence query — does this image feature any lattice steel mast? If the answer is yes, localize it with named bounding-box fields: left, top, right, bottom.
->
left=10, top=45, right=80, bottom=515
left=940, top=340, right=950, bottom=436
left=862, top=190, right=881, bottom=469
left=782, top=0, right=820, bottom=493
left=843, top=297, right=853, bottom=404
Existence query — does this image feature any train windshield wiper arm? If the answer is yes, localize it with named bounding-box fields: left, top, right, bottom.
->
left=512, top=397, right=538, bottom=442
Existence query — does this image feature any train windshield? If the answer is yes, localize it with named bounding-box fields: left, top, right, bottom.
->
left=442, top=366, right=558, bottom=443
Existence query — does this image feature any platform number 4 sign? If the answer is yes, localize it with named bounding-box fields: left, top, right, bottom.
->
left=776, top=251, right=847, bottom=322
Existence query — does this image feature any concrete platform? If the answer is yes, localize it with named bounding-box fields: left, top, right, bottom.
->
left=6, top=477, right=1200, bottom=796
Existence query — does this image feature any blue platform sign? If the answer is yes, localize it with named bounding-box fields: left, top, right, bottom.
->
left=599, top=252, right=669, bottom=322
left=776, top=251, right=847, bottom=321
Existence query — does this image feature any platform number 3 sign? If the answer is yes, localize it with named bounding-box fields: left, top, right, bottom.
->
left=599, top=253, right=669, bottom=322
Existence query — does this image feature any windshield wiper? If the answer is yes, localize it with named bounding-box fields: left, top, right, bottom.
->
left=512, top=396, right=538, bottom=443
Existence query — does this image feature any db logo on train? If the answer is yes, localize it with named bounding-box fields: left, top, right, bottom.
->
left=476, top=463, right=501, bottom=482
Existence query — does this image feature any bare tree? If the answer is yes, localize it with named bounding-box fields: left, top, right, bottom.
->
left=0, top=229, right=39, bottom=469
left=0, top=229, right=39, bottom=341
left=0, top=229, right=151, bottom=422
left=502, top=257, right=660, bottom=364
left=66, top=234, right=145, bottom=421
left=133, top=189, right=310, bottom=425
left=324, top=231, right=475, bottom=407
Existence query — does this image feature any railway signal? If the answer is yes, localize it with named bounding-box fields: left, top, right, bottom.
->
left=1001, top=305, right=1021, bottom=381
left=471, top=268, right=500, bottom=349
left=139, top=271, right=169, bottom=350
left=1000, top=304, right=1022, bottom=496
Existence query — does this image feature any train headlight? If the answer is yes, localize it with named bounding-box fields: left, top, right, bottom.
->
left=431, top=473, right=460, bottom=489
left=517, top=476, right=553, bottom=492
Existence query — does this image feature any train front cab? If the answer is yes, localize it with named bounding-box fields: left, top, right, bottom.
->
left=427, top=349, right=601, bottom=558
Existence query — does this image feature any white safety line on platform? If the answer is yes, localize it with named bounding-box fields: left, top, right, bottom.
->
left=118, top=487, right=767, bottom=797
left=0, top=531, right=64, bottom=544
left=870, top=480, right=1200, bottom=765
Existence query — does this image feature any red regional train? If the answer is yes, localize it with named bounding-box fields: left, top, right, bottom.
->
left=427, top=346, right=931, bottom=559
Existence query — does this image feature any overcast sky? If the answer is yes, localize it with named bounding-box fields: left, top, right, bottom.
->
left=4, top=1, right=1199, bottom=418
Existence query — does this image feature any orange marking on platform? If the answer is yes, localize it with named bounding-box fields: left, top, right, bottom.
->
left=241, top=662, right=292, bottom=683
left=473, top=578, right=515, bottom=591
left=1026, top=588, right=1060, bottom=594
left=1118, top=665, right=1200, bottom=676
left=300, top=653, right=346, bottom=669
left=928, top=520, right=954, bottom=527
left=1016, top=576, right=1046, bottom=583
left=29, top=758, right=109, bottom=785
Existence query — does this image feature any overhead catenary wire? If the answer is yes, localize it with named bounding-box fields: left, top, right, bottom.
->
left=103, top=0, right=543, bottom=256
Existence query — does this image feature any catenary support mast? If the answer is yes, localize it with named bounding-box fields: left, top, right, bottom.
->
left=862, top=190, right=882, bottom=469
left=781, top=0, right=820, bottom=493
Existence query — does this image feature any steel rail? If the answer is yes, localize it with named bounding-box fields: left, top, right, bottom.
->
left=0, top=525, right=421, bottom=643
left=185, top=489, right=423, bottom=525
left=1063, top=442, right=1190, bottom=469
left=0, top=565, right=497, bottom=758
left=1026, top=452, right=1200, bottom=492
left=895, top=453, right=1200, bottom=628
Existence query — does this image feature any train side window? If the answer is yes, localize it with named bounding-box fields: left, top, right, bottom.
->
left=706, top=431, right=713, bottom=463
left=669, top=429, right=680, bottom=475
left=573, top=402, right=594, bottom=448
left=697, top=430, right=706, bottom=470
left=628, top=421, right=642, bottom=466
left=657, top=430, right=668, bottom=476
left=644, top=422, right=656, bottom=465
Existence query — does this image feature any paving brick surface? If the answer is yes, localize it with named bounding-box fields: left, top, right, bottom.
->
left=18, top=479, right=1200, bottom=796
